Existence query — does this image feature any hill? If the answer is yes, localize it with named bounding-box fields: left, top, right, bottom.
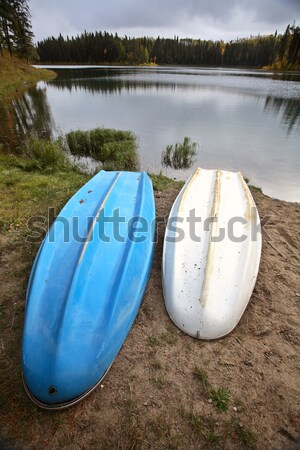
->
left=0, top=51, right=55, bottom=103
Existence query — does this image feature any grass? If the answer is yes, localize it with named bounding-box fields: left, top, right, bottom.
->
left=0, top=50, right=56, bottom=104
left=15, top=136, right=74, bottom=173
left=226, top=418, right=257, bottom=449
left=0, top=151, right=90, bottom=444
left=0, top=153, right=88, bottom=235
left=187, top=412, right=220, bottom=444
left=193, top=366, right=231, bottom=413
left=160, top=327, right=178, bottom=345
left=186, top=411, right=257, bottom=449
left=162, top=137, right=198, bottom=170
left=66, top=127, right=139, bottom=171
left=149, top=172, right=184, bottom=191
left=193, top=366, right=210, bottom=390
left=210, top=387, right=231, bottom=412
left=152, top=375, right=166, bottom=389
left=148, top=328, right=179, bottom=347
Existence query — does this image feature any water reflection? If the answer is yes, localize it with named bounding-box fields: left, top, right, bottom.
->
left=264, top=96, right=300, bottom=134
left=0, top=85, right=55, bottom=150
left=48, top=68, right=300, bottom=133
left=48, top=69, right=179, bottom=95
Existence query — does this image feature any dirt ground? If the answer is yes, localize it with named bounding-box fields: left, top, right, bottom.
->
left=0, top=185, right=299, bottom=450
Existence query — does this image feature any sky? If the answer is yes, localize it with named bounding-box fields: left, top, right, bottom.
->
left=30, top=0, right=300, bottom=43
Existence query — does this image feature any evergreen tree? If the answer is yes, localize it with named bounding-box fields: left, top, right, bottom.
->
left=35, top=24, right=300, bottom=69
left=0, top=0, right=34, bottom=59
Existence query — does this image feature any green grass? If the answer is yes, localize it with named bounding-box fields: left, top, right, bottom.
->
left=149, top=172, right=184, bottom=191
left=242, top=175, right=263, bottom=194
left=161, top=137, right=198, bottom=170
left=66, top=127, right=139, bottom=171
left=210, top=387, right=231, bottom=412
left=15, top=136, right=73, bottom=172
left=0, top=50, right=55, bottom=104
left=0, top=153, right=88, bottom=235
left=249, top=185, right=263, bottom=195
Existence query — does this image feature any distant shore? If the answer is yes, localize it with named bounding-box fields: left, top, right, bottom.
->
left=33, top=62, right=300, bottom=74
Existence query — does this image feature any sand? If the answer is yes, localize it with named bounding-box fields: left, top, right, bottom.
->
left=0, top=185, right=299, bottom=450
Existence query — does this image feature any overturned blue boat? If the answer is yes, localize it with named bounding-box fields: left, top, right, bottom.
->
left=22, top=171, right=155, bottom=409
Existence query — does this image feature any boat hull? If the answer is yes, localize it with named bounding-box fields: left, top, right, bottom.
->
left=162, top=168, right=261, bottom=340
left=22, top=170, right=155, bottom=407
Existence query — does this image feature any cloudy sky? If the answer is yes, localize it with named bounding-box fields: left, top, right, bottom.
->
left=30, top=0, right=300, bottom=43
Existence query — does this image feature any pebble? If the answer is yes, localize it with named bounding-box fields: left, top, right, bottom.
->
left=233, top=406, right=237, bottom=412
left=100, top=384, right=104, bottom=389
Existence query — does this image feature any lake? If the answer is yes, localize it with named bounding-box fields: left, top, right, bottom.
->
left=3, top=66, right=300, bottom=201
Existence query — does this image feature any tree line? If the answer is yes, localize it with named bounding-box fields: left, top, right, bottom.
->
left=0, top=0, right=299, bottom=71
left=36, top=25, right=300, bottom=69
left=0, top=0, right=35, bottom=59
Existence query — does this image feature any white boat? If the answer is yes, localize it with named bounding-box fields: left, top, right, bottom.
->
left=162, top=167, right=262, bottom=340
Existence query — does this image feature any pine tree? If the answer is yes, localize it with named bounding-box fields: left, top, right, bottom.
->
left=12, top=0, right=35, bottom=59
left=0, top=0, right=34, bottom=59
left=0, top=0, right=14, bottom=56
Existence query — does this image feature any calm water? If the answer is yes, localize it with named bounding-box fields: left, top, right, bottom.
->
left=3, top=66, right=300, bottom=201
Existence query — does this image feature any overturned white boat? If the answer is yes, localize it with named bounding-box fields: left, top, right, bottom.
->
left=162, top=168, right=262, bottom=340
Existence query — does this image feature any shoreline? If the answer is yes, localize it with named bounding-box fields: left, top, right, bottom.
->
left=0, top=51, right=56, bottom=105
left=34, top=61, right=300, bottom=73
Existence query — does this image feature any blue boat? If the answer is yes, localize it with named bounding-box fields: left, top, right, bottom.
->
left=22, top=170, right=155, bottom=409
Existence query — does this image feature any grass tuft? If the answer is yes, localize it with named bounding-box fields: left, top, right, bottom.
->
left=193, top=366, right=210, bottom=390
left=210, top=387, right=231, bottom=412
left=66, top=127, right=139, bottom=171
left=187, top=412, right=220, bottom=444
left=17, top=136, right=73, bottom=172
left=160, top=327, right=178, bottom=345
left=162, top=137, right=198, bottom=170
left=228, top=417, right=257, bottom=448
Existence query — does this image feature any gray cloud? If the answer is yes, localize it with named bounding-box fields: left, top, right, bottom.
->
left=30, top=0, right=300, bottom=42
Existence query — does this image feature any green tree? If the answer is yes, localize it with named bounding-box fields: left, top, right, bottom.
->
left=0, top=0, right=34, bottom=59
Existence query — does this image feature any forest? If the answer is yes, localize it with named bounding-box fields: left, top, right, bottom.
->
left=0, top=0, right=299, bottom=69
left=36, top=24, right=300, bottom=69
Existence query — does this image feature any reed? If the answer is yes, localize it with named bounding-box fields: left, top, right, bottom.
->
left=162, top=137, right=197, bottom=169
left=66, top=127, right=139, bottom=171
